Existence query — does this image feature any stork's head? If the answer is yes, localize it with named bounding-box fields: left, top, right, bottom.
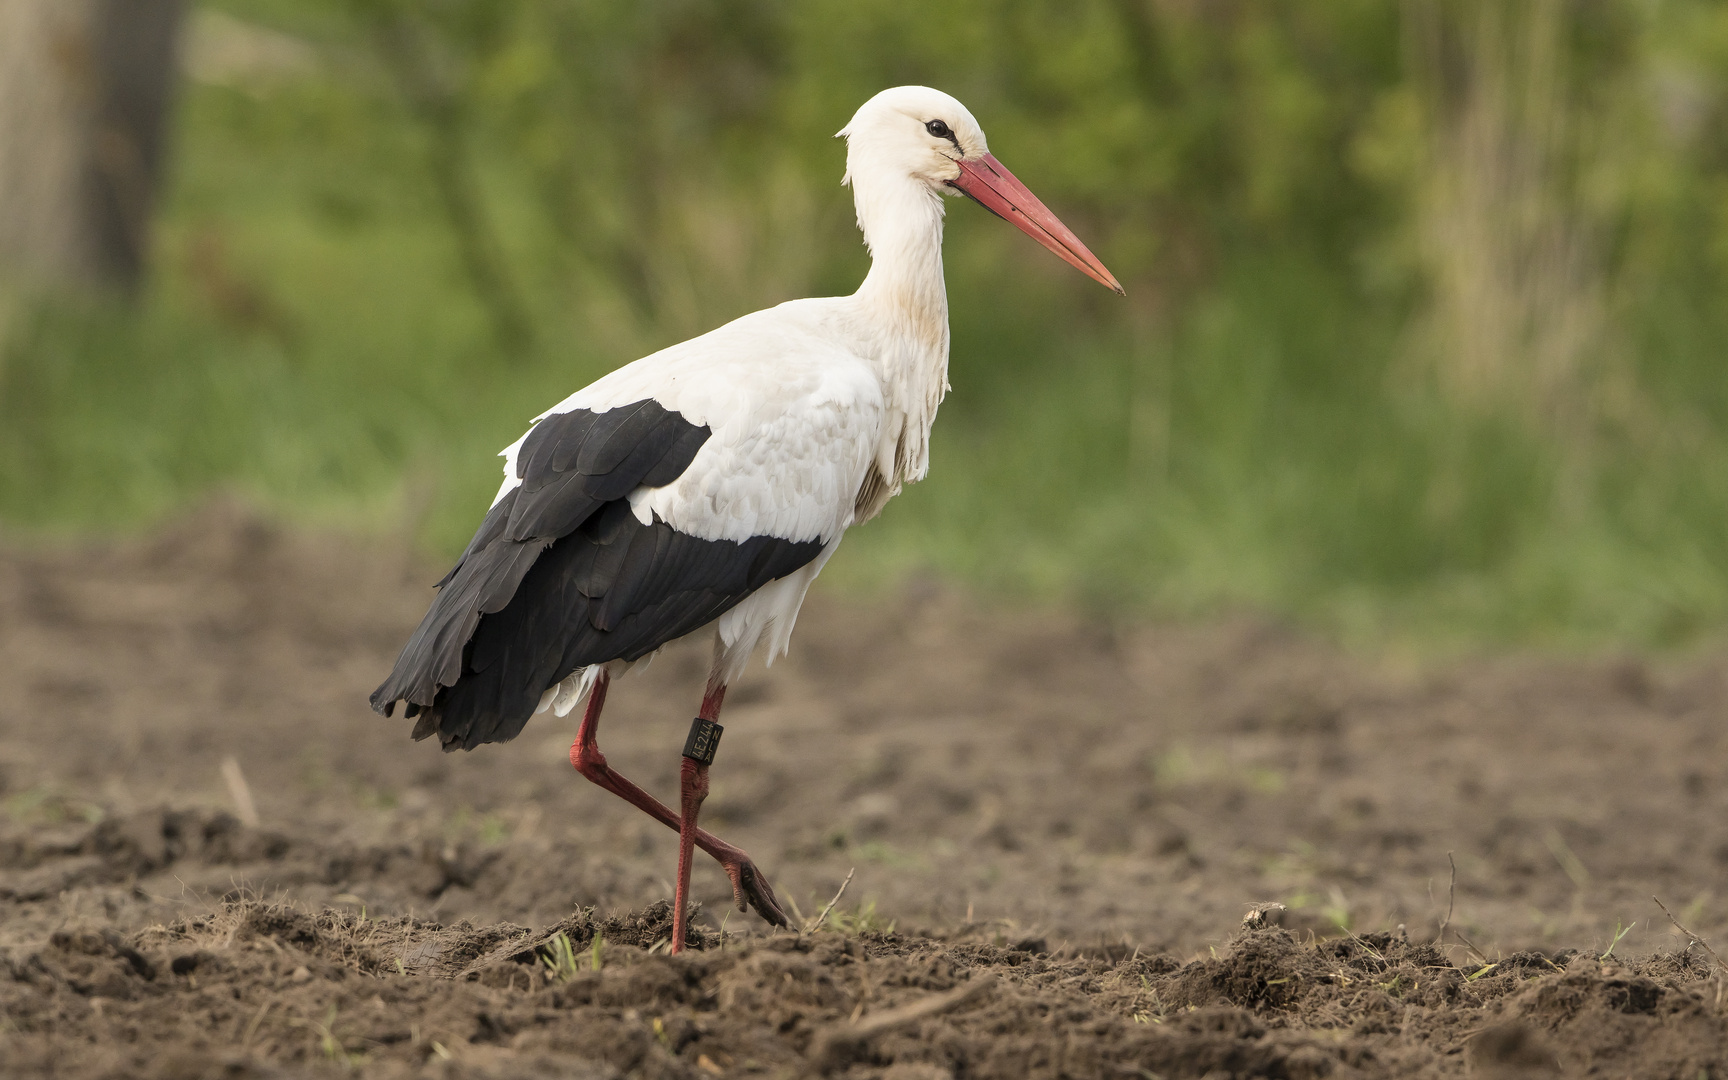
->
left=839, top=86, right=1123, bottom=295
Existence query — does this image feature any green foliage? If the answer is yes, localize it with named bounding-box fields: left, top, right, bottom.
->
left=824, top=899, right=896, bottom=936
left=538, top=930, right=585, bottom=981
left=6, top=0, right=1728, bottom=648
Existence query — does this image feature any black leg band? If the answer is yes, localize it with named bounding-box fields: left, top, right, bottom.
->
left=683, top=718, right=723, bottom=765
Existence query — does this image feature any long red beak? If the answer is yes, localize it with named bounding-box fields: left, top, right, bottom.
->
left=949, top=153, right=1125, bottom=295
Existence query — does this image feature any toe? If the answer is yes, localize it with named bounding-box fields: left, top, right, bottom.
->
left=740, top=866, right=791, bottom=927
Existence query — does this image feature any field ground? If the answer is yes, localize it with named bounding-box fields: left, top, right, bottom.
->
left=4, top=505, right=1728, bottom=1077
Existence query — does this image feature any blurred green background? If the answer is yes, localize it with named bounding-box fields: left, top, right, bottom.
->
left=5, top=0, right=1728, bottom=650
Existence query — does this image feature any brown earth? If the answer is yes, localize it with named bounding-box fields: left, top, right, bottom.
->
left=3, top=504, right=1728, bottom=1077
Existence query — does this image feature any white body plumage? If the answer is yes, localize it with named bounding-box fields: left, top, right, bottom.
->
left=514, top=88, right=978, bottom=714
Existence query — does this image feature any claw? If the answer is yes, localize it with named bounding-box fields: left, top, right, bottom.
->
left=724, top=856, right=791, bottom=928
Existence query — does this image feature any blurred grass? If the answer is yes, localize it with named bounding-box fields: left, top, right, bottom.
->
left=5, top=0, right=1728, bottom=652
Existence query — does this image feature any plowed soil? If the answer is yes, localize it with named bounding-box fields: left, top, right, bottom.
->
left=4, top=504, right=1728, bottom=1078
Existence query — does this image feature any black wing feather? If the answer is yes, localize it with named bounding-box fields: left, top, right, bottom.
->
left=642, top=424, right=713, bottom=486
left=369, top=399, right=826, bottom=752
left=594, top=515, right=669, bottom=631
left=572, top=400, right=659, bottom=474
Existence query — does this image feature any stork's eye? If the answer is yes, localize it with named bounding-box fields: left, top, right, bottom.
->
left=925, top=119, right=953, bottom=140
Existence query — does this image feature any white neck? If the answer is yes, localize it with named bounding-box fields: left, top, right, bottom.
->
left=847, top=169, right=952, bottom=490
left=854, top=175, right=948, bottom=330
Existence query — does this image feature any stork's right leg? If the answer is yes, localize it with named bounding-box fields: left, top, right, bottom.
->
left=568, top=671, right=790, bottom=929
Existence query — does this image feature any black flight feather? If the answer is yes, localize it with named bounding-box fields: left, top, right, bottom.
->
left=369, top=400, right=825, bottom=752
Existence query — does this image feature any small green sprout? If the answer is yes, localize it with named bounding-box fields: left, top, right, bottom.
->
left=1601, top=920, right=1635, bottom=961
left=539, top=931, right=580, bottom=982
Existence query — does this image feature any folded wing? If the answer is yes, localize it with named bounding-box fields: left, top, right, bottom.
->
left=369, top=399, right=825, bottom=750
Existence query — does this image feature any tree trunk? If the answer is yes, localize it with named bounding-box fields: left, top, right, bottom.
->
left=0, top=0, right=183, bottom=294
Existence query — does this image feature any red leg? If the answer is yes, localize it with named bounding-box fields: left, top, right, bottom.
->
left=671, top=684, right=724, bottom=954
left=568, top=672, right=789, bottom=932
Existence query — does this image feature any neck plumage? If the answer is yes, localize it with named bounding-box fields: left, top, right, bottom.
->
left=849, top=170, right=952, bottom=494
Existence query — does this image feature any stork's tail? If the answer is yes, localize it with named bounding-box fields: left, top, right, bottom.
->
left=368, top=530, right=552, bottom=747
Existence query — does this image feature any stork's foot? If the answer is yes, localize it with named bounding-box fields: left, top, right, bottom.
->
left=719, top=852, right=791, bottom=928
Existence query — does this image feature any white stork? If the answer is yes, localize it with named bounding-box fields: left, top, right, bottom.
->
left=372, top=86, right=1122, bottom=952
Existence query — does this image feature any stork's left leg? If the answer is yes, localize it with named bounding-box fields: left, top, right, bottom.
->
left=568, top=674, right=788, bottom=929
left=672, top=682, right=725, bottom=955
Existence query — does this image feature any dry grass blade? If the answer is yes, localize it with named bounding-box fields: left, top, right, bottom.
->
left=1434, top=851, right=1487, bottom=963
left=238, top=997, right=274, bottom=1049
left=807, top=974, right=995, bottom=1074
left=1435, top=852, right=1457, bottom=946
left=1653, top=896, right=1728, bottom=976
left=221, top=756, right=260, bottom=829
left=807, top=868, right=855, bottom=933
left=1452, top=928, right=1490, bottom=966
